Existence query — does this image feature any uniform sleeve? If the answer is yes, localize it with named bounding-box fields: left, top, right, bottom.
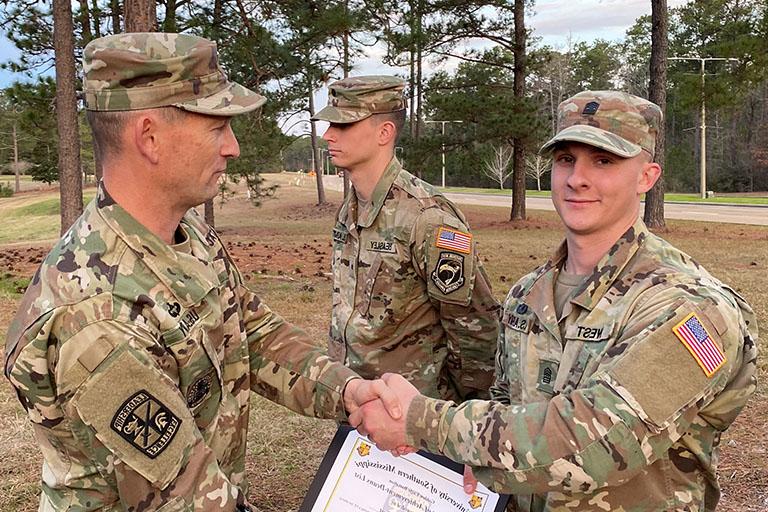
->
left=412, top=206, right=500, bottom=400
left=238, top=281, right=359, bottom=419
left=404, top=288, right=755, bottom=495
left=55, top=322, right=249, bottom=511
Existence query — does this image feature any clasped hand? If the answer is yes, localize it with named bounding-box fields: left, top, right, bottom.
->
left=342, top=372, right=417, bottom=451
left=343, top=373, right=479, bottom=495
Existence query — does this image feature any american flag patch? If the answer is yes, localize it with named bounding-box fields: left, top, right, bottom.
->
left=672, top=312, right=726, bottom=377
left=436, top=227, right=472, bottom=254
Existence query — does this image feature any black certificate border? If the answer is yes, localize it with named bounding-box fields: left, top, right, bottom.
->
left=300, top=424, right=510, bottom=512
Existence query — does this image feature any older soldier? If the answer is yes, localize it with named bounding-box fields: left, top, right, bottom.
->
left=4, top=33, right=398, bottom=511
left=350, top=91, right=758, bottom=511
left=312, top=76, right=500, bottom=401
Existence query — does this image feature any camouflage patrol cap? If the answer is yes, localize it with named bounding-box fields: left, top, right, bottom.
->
left=312, top=75, right=406, bottom=124
left=83, top=32, right=266, bottom=115
left=540, top=90, right=662, bottom=158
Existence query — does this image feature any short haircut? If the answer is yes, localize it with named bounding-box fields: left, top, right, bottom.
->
left=372, top=109, right=406, bottom=143
left=85, top=107, right=186, bottom=162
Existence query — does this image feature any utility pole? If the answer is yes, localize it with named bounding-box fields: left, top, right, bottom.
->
left=669, top=56, right=738, bottom=199
left=424, top=120, right=463, bottom=188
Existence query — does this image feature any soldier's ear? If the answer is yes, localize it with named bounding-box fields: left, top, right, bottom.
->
left=637, top=160, right=661, bottom=194
left=132, top=113, right=162, bottom=165
left=377, top=120, right=397, bottom=147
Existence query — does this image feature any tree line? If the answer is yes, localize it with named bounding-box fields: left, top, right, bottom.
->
left=0, top=0, right=766, bottom=233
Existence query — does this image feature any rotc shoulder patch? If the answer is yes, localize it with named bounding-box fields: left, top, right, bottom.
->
left=435, top=227, right=472, bottom=254
left=111, top=390, right=182, bottom=459
left=673, top=312, right=726, bottom=377
left=431, top=252, right=465, bottom=294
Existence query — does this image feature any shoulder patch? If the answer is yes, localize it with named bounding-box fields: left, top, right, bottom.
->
left=431, top=252, right=465, bottom=294
left=672, top=312, right=726, bottom=377
left=111, top=390, right=182, bottom=459
left=435, top=227, right=472, bottom=254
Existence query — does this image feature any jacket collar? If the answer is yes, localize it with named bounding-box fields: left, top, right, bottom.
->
left=341, top=157, right=402, bottom=230
left=95, top=182, right=219, bottom=307
left=522, top=217, right=648, bottom=337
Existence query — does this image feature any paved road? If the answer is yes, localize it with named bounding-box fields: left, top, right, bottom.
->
left=322, top=176, right=767, bottom=226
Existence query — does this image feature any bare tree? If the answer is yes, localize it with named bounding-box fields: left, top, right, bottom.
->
left=482, top=144, right=514, bottom=189
left=53, top=0, right=83, bottom=234
left=525, top=154, right=551, bottom=191
left=644, top=0, right=667, bottom=230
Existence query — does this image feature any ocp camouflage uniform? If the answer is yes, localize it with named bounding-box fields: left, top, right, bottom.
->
left=5, top=185, right=358, bottom=511
left=403, top=90, right=758, bottom=512
left=314, top=76, right=500, bottom=402
left=329, top=157, right=500, bottom=401
left=4, top=32, right=358, bottom=512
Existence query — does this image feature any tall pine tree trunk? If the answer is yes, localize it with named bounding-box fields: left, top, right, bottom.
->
left=510, top=0, right=526, bottom=221
left=110, top=0, right=120, bottom=33
left=124, top=0, right=157, bottom=31
left=308, top=66, right=326, bottom=205
left=342, top=13, right=350, bottom=200
left=53, top=0, right=83, bottom=233
left=644, top=0, right=668, bottom=230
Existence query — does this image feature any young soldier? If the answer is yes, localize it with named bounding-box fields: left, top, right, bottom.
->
left=313, top=76, right=500, bottom=401
left=4, top=33, right=396, bottom=511
left=350, top=91, right=758, bottom=512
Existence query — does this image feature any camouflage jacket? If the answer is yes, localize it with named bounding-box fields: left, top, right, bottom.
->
left=405, top=218, right=758, bottom=512
left=330, top=158, right=500, bottom=401
left=4, top=185, right=358, bottom=511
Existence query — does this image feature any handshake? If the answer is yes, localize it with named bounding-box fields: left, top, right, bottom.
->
left=342, top=373, right=479, bottom=495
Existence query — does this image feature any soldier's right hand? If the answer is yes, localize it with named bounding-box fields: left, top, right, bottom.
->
left=343, top=377, right=402, bottom=420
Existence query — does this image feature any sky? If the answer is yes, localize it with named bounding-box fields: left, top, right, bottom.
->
left=0, top=0, right=691, bottom=132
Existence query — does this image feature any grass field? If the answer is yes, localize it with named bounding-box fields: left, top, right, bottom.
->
left=0, top=173, right=766, bottom=511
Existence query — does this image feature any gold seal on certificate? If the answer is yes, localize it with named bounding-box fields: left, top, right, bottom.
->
left=300, top=426, right=508, bottom=512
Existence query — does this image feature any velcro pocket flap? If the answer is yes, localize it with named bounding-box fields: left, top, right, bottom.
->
left=605, top=302, right=727, bottom=431
left=72, top=346, right=196, bottom=489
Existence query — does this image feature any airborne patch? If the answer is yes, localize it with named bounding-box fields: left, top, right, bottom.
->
left=431, top=252, right=465, bottom=294
left=186, top=370, right=214, bottom=408
left=111, top=390, right=182, bottom=459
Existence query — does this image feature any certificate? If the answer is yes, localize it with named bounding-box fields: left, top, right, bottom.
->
left=300, top=425, right=508, bottom=512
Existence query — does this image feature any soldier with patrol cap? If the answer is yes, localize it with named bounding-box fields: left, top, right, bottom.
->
left=312, top=76, right=500, bottom=402
left=4, top=33, right=400, bottom=511
left=349, top=91, right=758, bottom=512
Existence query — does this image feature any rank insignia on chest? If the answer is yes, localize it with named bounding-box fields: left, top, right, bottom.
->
left=431, top=251, right=465, bottom=294
left=332, top=226, right=348, bottom=244
left=367, top=239, right=396, bottom=253
left=673, top=312, right=726, bottom=377
left=537, top=360, right=559, bottom=395
left=111, top=390, right=182, bottom=458
left=435, top=227, right=472, bottom=254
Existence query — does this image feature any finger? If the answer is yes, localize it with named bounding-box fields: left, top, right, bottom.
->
left=348, top=408, right=363, bottom=428
left=389, top=449, right=401, bottom=458
left=370, top=379, right=402, bottom=419
left=396, top=445, right=417, bottom=456
left=463, top=465, right=477, bottom=495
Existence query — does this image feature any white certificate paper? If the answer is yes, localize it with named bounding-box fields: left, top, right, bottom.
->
left=302, top=426, right=505, bottom=512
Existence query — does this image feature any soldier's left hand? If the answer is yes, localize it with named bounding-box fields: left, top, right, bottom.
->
left=349, top=373, right=419, bottom=451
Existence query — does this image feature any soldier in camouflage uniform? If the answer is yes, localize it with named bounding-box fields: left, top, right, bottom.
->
left=312, top=76, right=500, bottom=401
left=4, top=33, right=399, bottom=511
left=350, top=91, right=758, bottom=512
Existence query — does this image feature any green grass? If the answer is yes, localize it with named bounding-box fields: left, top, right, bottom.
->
left=0, top=274, right=30, bottom=297
left=0, top=192, right=96, bottom=244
